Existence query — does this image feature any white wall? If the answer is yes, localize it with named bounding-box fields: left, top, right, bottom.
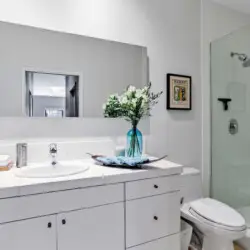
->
left=201, top=0, right=250, bottom=196
left=0, top=0, right=201, bottom=169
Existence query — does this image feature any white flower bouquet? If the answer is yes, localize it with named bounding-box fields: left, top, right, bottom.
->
left=103, top=83, right=163, bottom=157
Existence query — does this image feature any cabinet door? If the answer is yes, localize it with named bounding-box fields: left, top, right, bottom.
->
left=57, top=202, right=124, bottom=250
left=0, top=215, right=56, bottom=250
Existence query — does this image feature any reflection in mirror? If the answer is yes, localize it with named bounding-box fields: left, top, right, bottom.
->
left=25, top=72, right=79, bottom=117
left=0, top=21, right=148, bottom=118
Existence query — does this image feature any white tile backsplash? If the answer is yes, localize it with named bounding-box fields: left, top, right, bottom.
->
left=0, top=138, right=114, bottom=164
left=28, top=139, right=116, bottom=163
left=0, top=136, right=147, bottom=164
left=0, top=135, right=148, bottom=165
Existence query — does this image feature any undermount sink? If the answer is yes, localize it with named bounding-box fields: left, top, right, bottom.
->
left=14, top=161, right=89, bottom=178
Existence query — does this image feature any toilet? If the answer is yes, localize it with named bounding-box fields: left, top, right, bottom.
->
left=180, top=167, right=246, bottom=250
left=237, top=206, right=250, bottom=249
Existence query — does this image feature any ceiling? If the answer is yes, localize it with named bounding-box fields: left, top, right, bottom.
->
left=212, top=0, right=250, bottom=14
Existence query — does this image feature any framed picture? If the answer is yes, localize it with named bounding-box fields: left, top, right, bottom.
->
left=167, top=74, right=192, bottom=110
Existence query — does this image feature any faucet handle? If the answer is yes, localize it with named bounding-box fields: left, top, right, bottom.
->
left=49, top=143, right=57, bottom=154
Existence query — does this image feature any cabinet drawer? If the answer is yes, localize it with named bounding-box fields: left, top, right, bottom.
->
left=126, top=192, right=180, bottom=248
left=0, top=183, right=123, bottom=223
left=126, top=175, right=180, bottom=200
left=128, top=234, right=180, bottom=250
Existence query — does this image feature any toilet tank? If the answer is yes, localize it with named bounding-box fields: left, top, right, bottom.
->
left=179, top=167, right=202, bottom=204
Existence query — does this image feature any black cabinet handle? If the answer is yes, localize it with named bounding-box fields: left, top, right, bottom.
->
left=154, top=216, right=158, bottom=221
left=154, top=184, right=159, bottom=189
left=62, top=219, right=66, bottom=225
left=47, top=222, right=52, bottom=228
left=180, top=197, right=184, bottom=205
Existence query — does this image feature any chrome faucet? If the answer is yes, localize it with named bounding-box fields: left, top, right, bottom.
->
left=16, top=143, right=28, bottom=168
left=49, top=143, right=58, bottom=166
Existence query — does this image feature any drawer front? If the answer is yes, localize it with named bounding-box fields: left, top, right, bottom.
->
left=128, top=234, right=180, bottom=250
left=0, top=183, right=124, bottom=224
left=126, top=175, right=180, bottom=200
left=126, top=192, right=180, bottom=248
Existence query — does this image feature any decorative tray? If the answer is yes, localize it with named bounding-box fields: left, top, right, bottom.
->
left=87, top=154, right=168, bottom=169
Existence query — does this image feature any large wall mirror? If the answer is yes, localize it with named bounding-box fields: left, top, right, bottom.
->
left=0, top=21, right=148, bottom=118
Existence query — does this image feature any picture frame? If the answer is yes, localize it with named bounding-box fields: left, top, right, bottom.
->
left=166, top=74, right=192, bottom=110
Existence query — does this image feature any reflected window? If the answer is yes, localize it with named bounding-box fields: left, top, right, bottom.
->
left=25, top=72, right=79, bottom=117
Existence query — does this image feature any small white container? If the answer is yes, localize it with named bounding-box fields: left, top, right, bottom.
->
left=181, top=219, right=193, bottom=250
left=0, top=155, right=11, bottom=167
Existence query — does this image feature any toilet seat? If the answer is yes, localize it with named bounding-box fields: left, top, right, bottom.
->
left=189, top=198, right=246, bottom=232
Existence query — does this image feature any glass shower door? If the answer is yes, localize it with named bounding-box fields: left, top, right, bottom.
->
left=211, top=24, right=250, bottom=210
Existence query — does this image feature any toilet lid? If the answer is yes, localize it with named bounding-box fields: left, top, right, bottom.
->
left=190, top=198, right=246, bottom=230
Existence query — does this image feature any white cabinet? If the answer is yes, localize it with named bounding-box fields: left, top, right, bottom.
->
left=57, top=202, right=124, bottom=250
left=0, top=215, right=56, bottom=250
left=0, top=175, right=181, bottom=250
left=0, top=203, right=124, bottom=250
left=126, top=192, right=180, bottom=247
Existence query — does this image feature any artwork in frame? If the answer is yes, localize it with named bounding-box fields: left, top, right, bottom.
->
left=166, top=74, right=192, bottom=110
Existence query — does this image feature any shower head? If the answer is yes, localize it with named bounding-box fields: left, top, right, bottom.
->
left=231, top=52, right=250, bottom=67
left=242, top=58, right=250, bottom=68
left=231, top=52, right=248, bottom=62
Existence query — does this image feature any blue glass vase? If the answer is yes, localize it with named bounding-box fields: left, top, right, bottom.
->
left=126, top=127, right=143, bottom=158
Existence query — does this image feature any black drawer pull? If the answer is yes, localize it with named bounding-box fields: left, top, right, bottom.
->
left=47, top=222, right=52, bottom=228
left=62, top=219, right=66, bottom=225
left=180, top=197, right=184, bottom=205
left=154, top=185, right=159, bottom=189
left=154, top=216, right=158, bottom=221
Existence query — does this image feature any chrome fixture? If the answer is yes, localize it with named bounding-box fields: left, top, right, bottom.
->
left=16, top=143, right=28, bottom=168
left=231, top=52, right=250, bottom=67
left=49, top=143, right=58, bottom=166
left=229, top=119, right=238, bottom=135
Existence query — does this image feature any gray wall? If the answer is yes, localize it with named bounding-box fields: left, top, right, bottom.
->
left=0, top=0, right=200, bottom=171
left=33, top=96, right=65, bottom=117
left=0, top=21, right=148, bottom=117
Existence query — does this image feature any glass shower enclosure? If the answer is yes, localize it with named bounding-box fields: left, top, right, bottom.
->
left=211, top=24, right=250, bottom=213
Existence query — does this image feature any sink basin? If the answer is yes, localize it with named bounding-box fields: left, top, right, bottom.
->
left=14, top=161, right=89, bottom=178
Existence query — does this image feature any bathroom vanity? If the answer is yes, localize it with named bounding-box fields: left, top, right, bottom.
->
left=0, top=16, right=181, bottom=250
left=0, top=159, right=182, bottom=250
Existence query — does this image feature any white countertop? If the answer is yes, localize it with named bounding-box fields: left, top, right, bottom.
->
left=0, top=159, right=183, bottom=199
